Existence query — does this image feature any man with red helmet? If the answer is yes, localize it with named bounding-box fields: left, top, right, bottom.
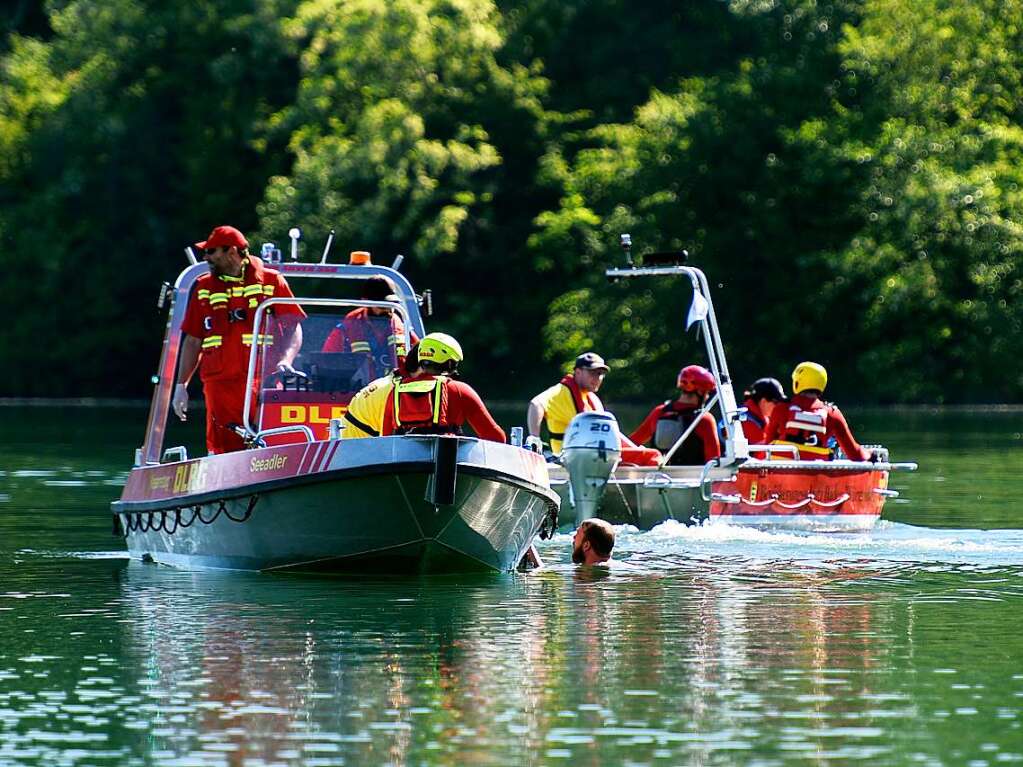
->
left=173, top=225, right=305, bottom=454
left=629, top=364, right=721, bottom=465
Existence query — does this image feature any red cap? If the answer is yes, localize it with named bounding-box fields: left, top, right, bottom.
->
left=195, top=225, right=248, bottom=251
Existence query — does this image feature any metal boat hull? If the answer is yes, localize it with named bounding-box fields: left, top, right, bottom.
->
left=552, top=460, right=899, bottom=532
left=549, top=464, right=731, bottom=529
left=113, top=436, right=558, bottom=574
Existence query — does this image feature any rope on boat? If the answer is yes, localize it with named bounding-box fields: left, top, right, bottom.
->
left=114, top=495, right=260, bottom=538
left=538, top=501, right=559, bottom=540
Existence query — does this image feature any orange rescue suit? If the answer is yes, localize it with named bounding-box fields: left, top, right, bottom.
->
left=182, top=256, right=305, bottom=454
left=761, top=393, right=869, bottom=461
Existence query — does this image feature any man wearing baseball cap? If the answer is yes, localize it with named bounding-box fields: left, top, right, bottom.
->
left=173, top=225, right=306, bottom=454
left=527, top=352, right=610, bottom=454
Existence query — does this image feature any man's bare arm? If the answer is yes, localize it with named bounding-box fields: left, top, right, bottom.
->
left=526, top=398, right=545, bottom=437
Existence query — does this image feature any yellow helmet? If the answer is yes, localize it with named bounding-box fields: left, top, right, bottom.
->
left=792, top=361, right=827, bottom=394
left=418, top=332, right=463, bottom=365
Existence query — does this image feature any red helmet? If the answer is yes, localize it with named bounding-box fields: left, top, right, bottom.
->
left=677, top=365, right=716, bottom=394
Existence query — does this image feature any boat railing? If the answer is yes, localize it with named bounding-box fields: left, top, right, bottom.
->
left=250, top=424, right=316, bottom=447
left=139, top=258, right=426, bottom=465
left=605, top=262, right=750, bottom=465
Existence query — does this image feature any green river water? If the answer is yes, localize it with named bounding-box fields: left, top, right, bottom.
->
left=2, top=405, right=1023, bottom=766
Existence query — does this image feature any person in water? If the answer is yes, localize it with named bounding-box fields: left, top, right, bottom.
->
left=761, top=361, right=871, bottom=461
left=379, top=332, right=506, bottom=442
left=321, top=275, right=419, bottom=376
left=572, top=518, right=615, bottom=565
left=741, top=377, right=786, bottom=444
left=174, top=225, right=305, bottom=454
left=527, top=352, right=609, bottom=454
left=629, top=365, right=721, bottom=465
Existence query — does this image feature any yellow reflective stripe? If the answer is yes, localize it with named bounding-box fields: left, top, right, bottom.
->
left=771, top=440, right=831, bottom=457
left=351, top=341, right=371, bottom=352
left=220, top=273, right=243, bottom=283
left=248, top=298, right=258, bottom=308
left=197, top=289, right=210, bottom=300
left=263, top=285, right=275, bottom=295
left=202, top=336, right=223, bottom=349
left=243, top=285, right=263, bottom=297
left=393, top=378, right=443, bottom=426
left=208, top=292, right=228, bottom=305
left=229, top=287, right=246, bottom=297
left=241, top=334, right=275, bottom=346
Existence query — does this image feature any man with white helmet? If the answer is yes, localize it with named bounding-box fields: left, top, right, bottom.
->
left=761, top=361, right=871, bottom=461
left=379, top=332, right=506, bottom=443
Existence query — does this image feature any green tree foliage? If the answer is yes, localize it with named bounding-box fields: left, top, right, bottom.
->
left=817, top=0, right=1023, bottom=402
left=257, top=0, right=562, bottom=393
left=0, top=0, right=299, bottom=396
left=533, top=0, right=867, bottom=400
left=2, top=0, right=1021, bottom=404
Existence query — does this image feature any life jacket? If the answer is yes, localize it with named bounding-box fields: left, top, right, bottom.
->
left=652, top=401, right=706, bottom=466
left=193, top=256, right=279, bottom=380
left=391, top=375, right=460, bottom=435
left=743, top=398, right=766, bottom=430
left=549, top=375, right=598, bottom=441
left=772, top=398, right=834, bottom=459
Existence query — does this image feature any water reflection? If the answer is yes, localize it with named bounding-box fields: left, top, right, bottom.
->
left=101, top=548, right=1023, bottom=766
left=3, top=406, right=1023, bottom=765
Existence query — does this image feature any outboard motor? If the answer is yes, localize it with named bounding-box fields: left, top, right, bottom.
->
left=560, top=411, right=622, bottom=526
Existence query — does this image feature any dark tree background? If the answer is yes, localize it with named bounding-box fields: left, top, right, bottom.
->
left=2, top=0, right=1021, bottom=404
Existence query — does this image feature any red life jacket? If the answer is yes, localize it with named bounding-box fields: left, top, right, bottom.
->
left=391, top=374, right=460, bottom=435
left=548, top=375, right=599, bottom=440
left=192, top=256, right=280, bottom=381
left=772, top=397, right=834, bottom=459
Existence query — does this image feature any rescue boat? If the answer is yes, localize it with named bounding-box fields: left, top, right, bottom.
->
left=112, top=235, right=558, bottom=573
left=551, top=237, right=916, bottom=531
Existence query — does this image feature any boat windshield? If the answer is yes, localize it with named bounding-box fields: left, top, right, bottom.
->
left=247, top=299, right=408, bottom=444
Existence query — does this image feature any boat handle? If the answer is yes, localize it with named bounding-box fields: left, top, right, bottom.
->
left=710, top=492, right=741, bottom=504
left=806, top=493, right=850, bottom=509
left=711, top=493, right=774, bottom=507
left=253, top=425, right=315, bottom=445
left=770, top=495, right=816, bottom=510
left=643, top=472, right=674, bottom=489
left=873, top=488, right=900, bottom=498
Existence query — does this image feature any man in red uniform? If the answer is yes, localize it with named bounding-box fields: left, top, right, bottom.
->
left=761, top=361, right=871, bottom=461
left=629, top=364, right=721, bottom=465
left=321, top=275, right=418, bottom=377
left=173, top=225, right=305, bottom=454
left=741, top=377, right=786, bottom=444
left=380, top=332, right=506, bottom=443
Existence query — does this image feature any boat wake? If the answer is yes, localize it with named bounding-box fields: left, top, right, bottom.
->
left=539, top=519, right=1023, bottom=571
